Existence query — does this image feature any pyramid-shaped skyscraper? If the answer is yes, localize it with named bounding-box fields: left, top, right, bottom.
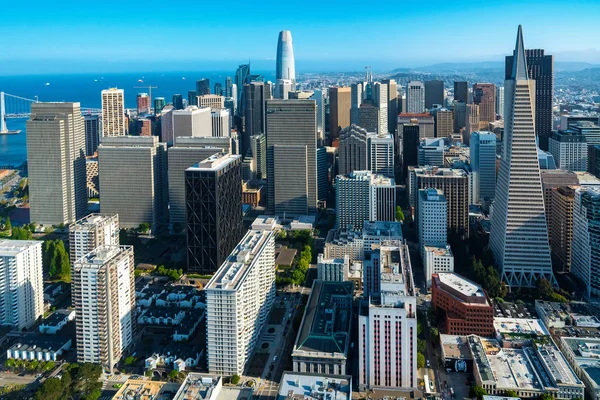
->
left=490, top=25, right=556, bottom=288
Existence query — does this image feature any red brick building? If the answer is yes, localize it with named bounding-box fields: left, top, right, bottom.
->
left=431, top=273, right=494, bottom=336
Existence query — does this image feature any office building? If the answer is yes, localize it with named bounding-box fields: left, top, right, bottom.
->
left=73, top=245, right=135, bottom=373
left=368, top=133, right=394, bottom=178
left=84, top=114, right=101, bottom=157
left=506, top=49, right=554, bottom=150
left=496, top=86, right=504, bottom=116
left=317, top=147, right=329, bottom=202
left=425, top=80, right=444, bottom=110
left=187, top=90, right=197, bottom=106
left=540, top=170, right=580, bottom=223
left=205, top=230, right=276, bottom=375
left=435, top=109, right=454, bottom=138
left=172, top=94, right=183, bottom=110
left=402, top=124, right=420, bottom=180
left=382, top=79, right=398, bottom=134
left=172, top=106, right=212, bottom=137
left=473, top=83, right=496, bottom=124
left=560, top=115, right=600, bottom=131
left=454, top=81, right=468, bottom=103
left=409, top=166, right=470, bottom=236
left=548, top=131, right=588, bottom=172
left=86, top=157, right=99, bottom=198
left=101, top=88, right=126, bottom=136
left=471, top=131, right=497, bottom=205
left=418, top=138, right=446, bottom=167
left=0, top=240, right=43, bottom=330
left=571, top=186, right=600, bottom=300
left=98, top=136, right=168, bottom=230
left=417, top=188, right=447, bottom=252
left=278, top=372, right=352, bottom=400
left=431, top=273, right=494, bottom=336
left=225, top=77, right=233, bottom=97
left=312, top=89, right=325, bottom=132
left=406, top=81, right=425, bottom=113
left=197, top=94, right=224, bottom=109
left=68, top=214, right=119, bottom=264
left=266, top=100, right=318, bottom=215
left=276, top=30, right=296, bottom=84
left=274, top=79, right=293, bottom=99
left=372, top=82, right=388, bottom=134
left=569, top=122, right=600, bottom=168
left=453, top=101, right=467, bottom=131
left=424, top=246, right=454, bottom=288
left=359, top=242, right=417, bottom=390
left=490, top=26, right=555, bottom=287
left=539, top=148, right=557, bottom=169
left=398, top=113, right=435, bottom=140
left=154, top=97, right=165, bottom=114
left=249, top=133, right=267, bottom=180
left=338, top=125, right=368, bottom=177
left=136, top=93, right=150, bottom=115
left=27, top=102, right=87, bottom=226
left=560, top=337, right=600, bottom=400
left=329, top=87, right=351, bottom=139
left=186, top=154, right=243, bottom=274
left=196, top=79, right=210, bottom=95
left=336, top=171, right=395, bottom=230
left=317, top=254, right=349, bottom=282
left=549, top=186, right=576, bottom=274
left=465, top=104, right=480, bottom=144
left=211, top=108, right=230, bottom=137
left=214, top=82, right=223, bottom=96
left=359, top=100, right=379, bottom=133
left=590, top=145, right=600, bottom=179
left=293, top=280, right=354, bottom=375
left=138, top=118, right=151, bottom=136
left=160, top=105, right=174, bottom=143
left=235, top=64, right=250, bottom=116
left=168, top=137, right=233, bottom=226
left=243, top=82, right=265, bottom=153
left=350, top=82, right=363, bottom=125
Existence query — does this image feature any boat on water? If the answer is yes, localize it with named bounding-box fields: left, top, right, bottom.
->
left=0, top=130, right=22, bottom=135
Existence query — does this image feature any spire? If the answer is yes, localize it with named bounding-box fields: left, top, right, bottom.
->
left=512, top=25, right=529, bottom=80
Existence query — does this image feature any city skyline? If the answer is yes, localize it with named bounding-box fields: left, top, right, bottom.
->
left=2, top=1, right=600, bottom=75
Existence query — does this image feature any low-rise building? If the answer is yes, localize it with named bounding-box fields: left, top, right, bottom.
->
left=424, top=245, right=454, bottom=288
left=174, top=373, right=254, bottom=400
left=7, top=336, right=72, bottom=361
left=277, top=371, right=352, bottom=400
left=114, top=379, right=181, bottom=400
left=317, top=254, right=349, bottom=282
left=560, top=337, right=600, bottom=400
left=145, top=343, right=204, bottom=372
left=493, top=318, right=550, bottom=348
left=39, top=310, right=75, bottom=335
left=440, top=334, right=473, bottom=373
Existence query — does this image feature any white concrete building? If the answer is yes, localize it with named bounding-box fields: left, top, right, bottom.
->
left=0, top=240, right=44, bottom=330
left=560, top=337, right=600, bottom=400
left=73, top=245, right=135, bottom=373
left=317, top=254, right=349, bottom=282
left=549, top=131, right=588, bottom=172
left=359, top=242, right=417, bottom=390
left=68, top=213, right=119, bottom=264
left=571, top=186, right=600, bottom=300
left=172, top=106, right=212, bottom=137
left=367, top=133, right=394, bottom=178
left=417, top=188, right=447, bottom=254
left=424, top=245, right=454, bottom=288
left=7, top=337, right=72, bottom=361
left=406, top=81, right=425, bottom=114
left=205, top=230, right=276, bottom=375
left=101, top=88, right=126, bottom=136
left=211, top=108, right=231, bottom=137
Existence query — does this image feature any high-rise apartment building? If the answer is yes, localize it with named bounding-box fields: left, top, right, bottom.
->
left=276, top=30, right=296, bottom=85
left=136, top=93, right=150, bottom=115
left=406, top=81, right=425, bottom=113
left=372, top=82, right=388, bottom=134
left=506, top=49, right=553, bottom=150
left=549, top=186, right=576, bottom=274
left=172, top=106, right=212, bottom=137
left=490, top=26, right=555, bottom=288
left=548, top=131, right=588, bottom=172
left=68, top=213, right=119, bottom=264
left=197, top=94, right=225, bottom=109
left=358, top=242, right=417, bottom=390
left=98, top=136, right=168, bottom=230
left=473, top=83, right=496, bottom=124
left=185, top=154, right=243, bottom=274
left=417, top=188, right=447, bottom=252
left=73, top=245, right=135, bottom=373
left=496, top=86, right=505, bottom=116
left=425, top=80, right=444, bottom=109
left=338, top=125, right=368, bottom=175
left=205, top=229, right=276, bottom=375
left=336, top=171, right=395, bottom=230
left=571, top=186, right=600, bottom=299
left=0, top=240, right=44, bottom=330
left=101, top=88, right=126, bottom=137
left=196, top=79, right=210, bottom=95
left=471, top=131, right=497, bottom=205
left=350, top=83, right=363, bottom=126
left=454, top=82, right=468, bottom=103
left=211, top=108, right=231, bottom=138
left=329, top=87, right=351, bottom=139
left=266, top=100, right=318, bottom=215
left=27, top=102, right=87, bottom=226
left=368, top=133, right=394, bottom=178
left=84, top=114, right=101, bottom=157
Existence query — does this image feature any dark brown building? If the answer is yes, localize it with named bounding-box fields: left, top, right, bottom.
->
left=328, top=87, right=351, bottom=140
left=472, top=83, right=496, bottom=125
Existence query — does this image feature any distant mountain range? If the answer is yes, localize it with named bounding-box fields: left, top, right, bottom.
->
left=393, top=61, right=600, bottom=73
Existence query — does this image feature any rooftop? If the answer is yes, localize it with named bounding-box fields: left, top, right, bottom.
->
left=40, top=310, right=74, bottom=328
left=293, top=280, right=353, bottom=356
left=188, top=153, right=241, bottom=171
left=437, top=273, right=485, bottom=298
left=440, top=334, right=472, bottom=360
left=114, top=379, right=180, bottom=400
left=173, top=374, right=221, bottom=400
left=206, top=230, right=273, bottom=291
left=424, top=245, right=453, bottom=258
left=75, top=244, right=129, bottom=268
left=411, top=166, right=468, bottom=178
left=494, top=318, right=550, bottom=337
left=362, top=221, right=403, bottom=240
left=0, top=240, right=41, bottom=256
left=419, top=188, right=446, bottom=202
left=561, top=337, right=600, bottom=389
left=530, top=343, right=582, bottom=387
left=69, top=213, right=116, bottom=230
left=278, top=371, right=352, bottom=400
left=9, top=335, right=71, bottom=354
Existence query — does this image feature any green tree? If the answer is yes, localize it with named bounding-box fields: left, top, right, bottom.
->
left=470, top=385, right=488, bottom=400
left=430, top=327, right=439, bottom=340
left=231, top=374, right=241, bottom=385
left=417, top=352, right=425, bottom=368
left=72, top=363, right=102, bottom=396
left=124, top=356, right=136, bottom=366
left=168, top=370, right=179, bottom=381
left=505, top=390, right=519, bottom=398
left=4, top=359, right=15, bottom=370
left=395, top=206, right=405, bottom=222
left=537, top=278, right=554, bottom=300
left=417, top=338, right=426, bottom=353
left=538, top=394, right=553, bottom=400
left=35, top=378, right=66, bottom=400
left=139, top=222, right=151, bottom=233
left=3, top=218, right=11, bottom=232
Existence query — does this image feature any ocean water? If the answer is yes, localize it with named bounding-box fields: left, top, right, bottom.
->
left=0, top=70, right=275, bottom=166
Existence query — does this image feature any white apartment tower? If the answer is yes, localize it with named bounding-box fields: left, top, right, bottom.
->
left=205, top=230, right=276, bottom=375
left=406, top=81, right=425, bottom=114
left=101, top=88, right=126, bottom=136
left=73, top=245, right=135, bottom=373
left=0, top=240, right=44, bottom=330
left=68, top=214, right=120, bottom=264
left=490, top=26, right=556, bottom=287
left=417, top=188, right=448, bottom=253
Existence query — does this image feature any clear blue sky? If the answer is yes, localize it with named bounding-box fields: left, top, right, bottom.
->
left=2, top=0, right=600, bottom=74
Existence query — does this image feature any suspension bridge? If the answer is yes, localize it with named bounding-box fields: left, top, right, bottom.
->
left=1, top=91, right=102, bottom=134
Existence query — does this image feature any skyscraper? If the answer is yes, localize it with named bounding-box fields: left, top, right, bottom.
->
left=266, top=99, right=318, bottom=215
left=350, top=83, right=363, bottom=126
left=496, top=86, right=505, bottom=116
left=68, top=213, right=120, bottom=264
left=338, top=125, right=368, bottom=176
left=98, top=136, right=168, bottom=230
left=549, top=186, right=576, bottom=274
left=225, top=77, right=233, bottom=97
left=187, top=90, right=197, bottom=107
left=312, top=89, right=325, bottom=132
left=211, top=108, right=231, bottom=138
left=381, top=79, right=398, bottom=134
left=358, top=100, right=379, bottom=133
left=490, top=26, right=555, bottom=288
left=368, top=133, right=394, bottom=178
left=160, top=105, right=174, bottom=143
left=276, top=30, right=296, bottom=85
left=136, top=93, right=150, bottom=114
left=434, top=109, right=453, bottom=138
left=329, top=87, right=351, bottom=139
left=235, top=64, right=250, bottom=117
left=548, top=131, right=588, bottom=172
left=27, top=102, right=87, bottom=226
left=73, top=245, right=135, bottom=373
left=172, top=94, right=183, bottom=110
left=473, top=83, right=496, bottom=125
left=372, top=82, right=388, bottom=134
left=244, top=82, right=265, bottom=155
left=154, top=97, right=165, bottom=114
left=454, top=81, right=468, bottom=103
left=214, top=82, right=223, bottom=96
left=471, top=131, right=497, bottom=206
left=185, top=154, right=243, bottom=274
left=197, top=94, right=225, bottom=109
left=425, top=80, right=444, bottom=109
left=101, top=88, right=126, bottom=136
left=84, top=114, right=101, bottom=157
left=196, top=79, right=210, bottom=95
left=571, top=186, right=600, bottom=299
left=418, top=188, right=447, bottom=252
left=317, top=147, right=329, bottom=202
left=172, top=106, right=212, bottom=137
left=506, top=49, right=554, bottom=150
left=406, top=81, right=425, bottom=113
